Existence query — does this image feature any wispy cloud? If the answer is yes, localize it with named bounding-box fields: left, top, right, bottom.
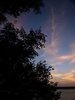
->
left=44, top=40, right=75, bottom=67
left=44, top=7, right=59, bottom=56
left=52, top=68, right=75, bottom=86
left=42, top=0, right=75, bottom=86
left=56, top=54, right=75, bottom=63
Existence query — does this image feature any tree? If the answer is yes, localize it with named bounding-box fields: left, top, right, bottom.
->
left=0, top=23, right=61, bottom=100
left=0, top=0, right=43, bottom=23
left=71, top=0, right=75, bottom=3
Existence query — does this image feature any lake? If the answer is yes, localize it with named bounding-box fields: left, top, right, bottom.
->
left=59, top=89, right=75, bottom=100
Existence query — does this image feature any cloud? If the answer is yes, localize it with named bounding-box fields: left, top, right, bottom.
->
left=54, top=53, right=75, bottom=65
left=45, top=41, right=75, bottom=66
left=71, top=58, right=75, bottom=63
left=54, top=42, right=75, bottom=65
left=68, top=41, right=75, bottom=63
left=46, top=41, right=75, bottom=86
left=43, top=1, right=68, bottom=57
left=42, top=1, right=75, bottom=86
left=44, top=53, right=74, bottom=67
left=62, top=73, right=75, bottom=81
left=44, top=7, right=59, bottom=56
left=51, top=68, right=75, bottom=86
left=56, top=54, right=74, bottom=62
left=44, top=41, right=58, bottom=56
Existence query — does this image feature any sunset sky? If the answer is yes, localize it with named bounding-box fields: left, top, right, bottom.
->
left=8, top=0, right=75, bottom=86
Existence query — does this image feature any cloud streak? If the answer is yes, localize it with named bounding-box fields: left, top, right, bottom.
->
left=52, top=68, right=75, bottom=86
left=44, top=7, right=59, bottom=56
left=42, top=0, right=75, bottom=86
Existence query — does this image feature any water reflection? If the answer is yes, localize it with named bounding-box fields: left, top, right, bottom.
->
left=59, top=89, right=75, bottom=100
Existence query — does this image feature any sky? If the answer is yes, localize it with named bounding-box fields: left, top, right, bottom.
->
left=8, top=0, right=75, bottom=86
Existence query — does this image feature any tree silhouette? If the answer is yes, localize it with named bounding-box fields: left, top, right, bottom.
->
left=0, top=0, right=43, bottom=23
left=71, top=0, right=75, bottom=3
left=0, top=23, right=61, bottom=100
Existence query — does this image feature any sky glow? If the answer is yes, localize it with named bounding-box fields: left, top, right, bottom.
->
left=8, top=0, right=75, bottom=86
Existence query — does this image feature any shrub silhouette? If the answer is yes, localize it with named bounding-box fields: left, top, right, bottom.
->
left=0, top=23, right=61, bottom=100
left=0, top=0, right=43, bottom=23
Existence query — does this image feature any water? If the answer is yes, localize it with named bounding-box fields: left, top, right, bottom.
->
left=59, top=89, right=75, bottom=100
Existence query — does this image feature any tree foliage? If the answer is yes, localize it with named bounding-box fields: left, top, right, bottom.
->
left=0, top=23, right=61, bottom=100
left=0, top=0, right=43, bottom=23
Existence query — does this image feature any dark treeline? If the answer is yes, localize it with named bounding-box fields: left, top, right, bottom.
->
left=57, top=87, right=75, bottom=89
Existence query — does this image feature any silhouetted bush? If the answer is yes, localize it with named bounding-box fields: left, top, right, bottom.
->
left=0, top=23, right=61, bottom=100
left=0, top=0, right=43, bottom=23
